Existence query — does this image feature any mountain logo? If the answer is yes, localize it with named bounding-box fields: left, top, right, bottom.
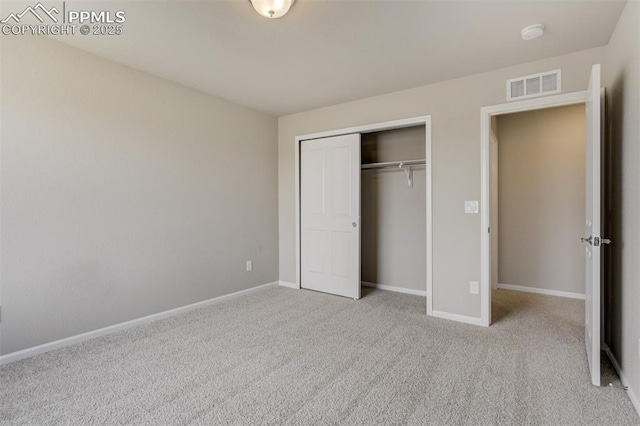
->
left=1, top=3, right=60, bottom=24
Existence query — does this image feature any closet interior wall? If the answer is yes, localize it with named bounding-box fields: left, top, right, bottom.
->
left=361, top=126, right=426, bottom=293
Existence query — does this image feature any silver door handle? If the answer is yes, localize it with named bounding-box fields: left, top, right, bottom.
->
left=583, top=236, right=612, bottom=246
left=352, top=222, right=357, bottom=228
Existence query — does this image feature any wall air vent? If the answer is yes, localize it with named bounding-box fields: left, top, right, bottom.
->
left=506, top=69, right=561, bottom=101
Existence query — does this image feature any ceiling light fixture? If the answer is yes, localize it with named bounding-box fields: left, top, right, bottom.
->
left=521, top=24, right=545, bottom=41
left=250, top=0, right=294, bottom=19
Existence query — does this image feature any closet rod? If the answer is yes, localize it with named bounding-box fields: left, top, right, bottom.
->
left=361, top=159, right=426, bottom=169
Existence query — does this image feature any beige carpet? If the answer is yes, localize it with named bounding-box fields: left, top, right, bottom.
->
left=1, top=287, right=638, bottom=425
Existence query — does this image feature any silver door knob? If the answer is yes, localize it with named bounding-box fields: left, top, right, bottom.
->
left=581, top=236, right=593, bottom=245
left=352, top=222, right=357, bottom=228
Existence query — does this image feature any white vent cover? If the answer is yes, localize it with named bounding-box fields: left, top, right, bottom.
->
left=507, top=69, right=561, bottom=101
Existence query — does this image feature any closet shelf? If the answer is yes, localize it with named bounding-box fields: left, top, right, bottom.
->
left=361, top=159, right=426, bottom=169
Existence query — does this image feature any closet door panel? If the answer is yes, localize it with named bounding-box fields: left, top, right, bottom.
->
left=301, top=134, right=360, bottom=299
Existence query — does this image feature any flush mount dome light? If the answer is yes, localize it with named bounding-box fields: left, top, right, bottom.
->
left=250, top=0, right=294, bottom=18
left=521, top=24, right=545, bottom=40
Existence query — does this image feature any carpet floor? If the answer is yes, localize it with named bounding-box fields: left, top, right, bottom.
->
left=1, top=287, right=638, bottom=425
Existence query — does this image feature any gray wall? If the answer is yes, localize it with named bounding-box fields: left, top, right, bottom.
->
left=497, top=105, right=586, bottom=295
left=604, top=0, right=640, bottom=408
left=0, top=37, right=279, bottom=355
left=361, top=126, right=426, bottom=292
left=279, top=47, right=605, bottom=319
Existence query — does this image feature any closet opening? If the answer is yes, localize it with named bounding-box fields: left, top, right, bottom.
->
left=360, top=126, right=427, bottom=298
left=294, top=116, right=432, bottom=313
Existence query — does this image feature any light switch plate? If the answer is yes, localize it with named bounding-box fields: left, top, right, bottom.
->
left=470, top=281, right=479, bottom=295
left=465, top=200, right=479, bottom=214
left=246, top=261, right=252, bottom=272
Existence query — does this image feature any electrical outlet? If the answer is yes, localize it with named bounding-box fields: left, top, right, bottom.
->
left=470, top=281, right=479, bottom=295
left=246, top=261, right=252, bottom=272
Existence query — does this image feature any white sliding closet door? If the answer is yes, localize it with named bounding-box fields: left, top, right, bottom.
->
left=300, top=134, right=361, bottom=299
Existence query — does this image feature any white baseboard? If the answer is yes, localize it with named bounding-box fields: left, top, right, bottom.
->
left=361, top=281, right=426, bottom=297
left=497, top=283, right=585, bottom=300
left=0, top=281, right=278, bottom=366
left=603, top=344, right=640, bottom=416
left=430, top=310, right=484, bottom=327
left=278, top=280, right=299, bottom=289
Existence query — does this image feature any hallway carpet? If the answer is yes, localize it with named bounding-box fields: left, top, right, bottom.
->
left=1, top=287, right=638, bottom=425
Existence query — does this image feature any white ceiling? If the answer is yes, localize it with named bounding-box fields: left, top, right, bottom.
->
left=46, top=0, right=626, bottom=116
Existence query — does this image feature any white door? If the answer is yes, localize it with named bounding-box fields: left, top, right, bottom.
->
left=583, top=64, right=602, bottom=386
left=490, top=131, right=499, bottom=290
left=301, top=134, right=361, bottom=299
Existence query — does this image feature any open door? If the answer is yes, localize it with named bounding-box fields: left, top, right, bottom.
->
left=583, top=64, right=603, bottom=386
left=300, top=134, right=361, bottom=299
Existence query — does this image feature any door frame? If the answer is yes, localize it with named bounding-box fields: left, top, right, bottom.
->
left=479, top=91, right=588, bottom=327
left=294, top=116, right=433, bottom=312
